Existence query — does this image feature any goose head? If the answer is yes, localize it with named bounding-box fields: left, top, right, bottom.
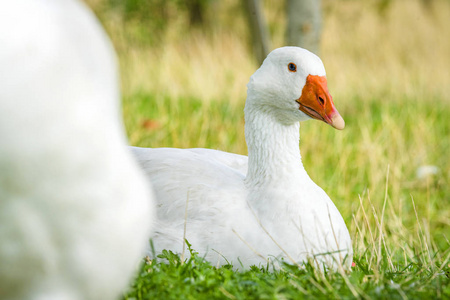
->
left=246, top=47, right=344, bottom=129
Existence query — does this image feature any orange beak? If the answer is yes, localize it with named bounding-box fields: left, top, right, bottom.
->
left=296, top=75, right=345, bottom=130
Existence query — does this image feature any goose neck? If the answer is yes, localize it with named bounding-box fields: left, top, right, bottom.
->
left=244, top=103, right=307, bottom=188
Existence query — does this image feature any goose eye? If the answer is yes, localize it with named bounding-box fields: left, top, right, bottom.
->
left=288, top=63, right=297, bottom=72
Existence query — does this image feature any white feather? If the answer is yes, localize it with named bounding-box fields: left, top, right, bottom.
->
left=0, top=0, right=154, bottom=299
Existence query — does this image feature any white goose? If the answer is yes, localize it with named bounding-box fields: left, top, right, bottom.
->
left=0, top=0, right=154, bottom=299
left=133, top=47, right=352, bottom=270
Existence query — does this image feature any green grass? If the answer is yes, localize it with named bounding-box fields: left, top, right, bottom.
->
left=123, top=242, right=449, bottom=299
left=122, top=93, right=450, bottom=299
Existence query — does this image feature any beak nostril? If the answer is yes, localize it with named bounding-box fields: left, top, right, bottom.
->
left=318, top=96, right=325, bottom=106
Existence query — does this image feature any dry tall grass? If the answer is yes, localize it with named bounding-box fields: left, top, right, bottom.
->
left=88, top=0, right=450, bottom=103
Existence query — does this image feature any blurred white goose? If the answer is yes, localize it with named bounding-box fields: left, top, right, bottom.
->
left=0, top=1, right=154, bottom=299
left=133, top=47, right=352, bottom=269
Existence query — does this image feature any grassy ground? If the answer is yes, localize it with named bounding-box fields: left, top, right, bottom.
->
left=87, top=0, right=450, bottom=298
left=121, top=95, right=450, bottom=299
left=122, top=241, right=448, bottom=299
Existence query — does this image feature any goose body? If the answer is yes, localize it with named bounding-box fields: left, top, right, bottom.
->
left=0, top=0, right=154, bottom=299
left=134, top=47, right=352, bottom=269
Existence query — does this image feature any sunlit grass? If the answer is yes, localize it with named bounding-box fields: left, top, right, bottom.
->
left=121, top=90, right=450, bottom=298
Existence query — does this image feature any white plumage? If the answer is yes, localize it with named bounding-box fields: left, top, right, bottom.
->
left=133, top=47, right=352, bottom=270
left=0, top=0, right=154, bottom=299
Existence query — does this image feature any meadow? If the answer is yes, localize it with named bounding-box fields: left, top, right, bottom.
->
left=87, top=0, right=450, bottom=298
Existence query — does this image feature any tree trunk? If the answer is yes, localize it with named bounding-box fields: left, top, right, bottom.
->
left=186, top=0, right=205, bottom=26
left=286, top=0, right=322, bottom=55
left=243, top=0, right=271, bottom=65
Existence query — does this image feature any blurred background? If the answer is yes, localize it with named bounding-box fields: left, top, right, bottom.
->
left=85, top=0, right=450, bottom=103
left=85, top=0, right=449, bottom=253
